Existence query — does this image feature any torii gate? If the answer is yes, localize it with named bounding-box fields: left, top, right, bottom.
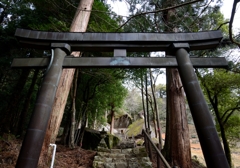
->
left=12, top=28, right=230, bottom=168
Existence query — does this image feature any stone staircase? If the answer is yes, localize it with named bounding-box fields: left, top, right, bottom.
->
left=93, top=139, right=152, bottom=168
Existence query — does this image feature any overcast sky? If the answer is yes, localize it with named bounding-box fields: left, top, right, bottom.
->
left=107, top=0, right=240, bottom=30
left=106, top=0, right=240, bottom=84
left=221, top=0, right=240, bottom=30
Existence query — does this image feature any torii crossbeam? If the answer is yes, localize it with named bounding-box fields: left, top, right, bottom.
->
left=13, top=28, right=230, bottom=168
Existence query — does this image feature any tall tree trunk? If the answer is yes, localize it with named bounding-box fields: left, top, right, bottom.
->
left=69, top=69, right=79, bottom=149
left=217, top=113, right=232, bottom=167
left=152, top=119, right=157, bottom=138
left=60, top=107, right=72, bottom=145
left=150, top=69, right=163, bottom=148
left=145, top=71, right=150, bottom=129
left=1, top=69, right=30, bottom=133
left=110, top=105, right=115, bottom=134
left=162, top=2, right=191, bottom=167
left=39, top=0, right=94, bottom=166
left=211, top=96, right=232, bottom=167
left=77, top=107, right=88, bottom=147
left=141, top=71, right=147, bottom=129
left=17, top=69, right=40, bottom=137
left=165, top=69, right=191, bottom=167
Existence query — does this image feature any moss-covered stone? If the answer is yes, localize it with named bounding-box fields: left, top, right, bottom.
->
left=104, top=133, right=120, bottom=149
left=125, top=119, right=144, bottom=138
left=136, top=139, right=144, bottom=146
left=82, top=128, right=120, bottom=150
left=82, top=128, right=102, bottom=150
left=93, top=146, right=153, bottom=168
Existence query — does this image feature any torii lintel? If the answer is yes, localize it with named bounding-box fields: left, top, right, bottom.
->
left=15, top=28, right=223, bottom=52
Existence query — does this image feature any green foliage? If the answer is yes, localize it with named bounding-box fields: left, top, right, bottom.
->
left=29, top=16, right=69, bottom=31
left=25, top=0, right=121, bottom=32
left=0, top=0, right=125, bottom=136
left=224, top=115, right=240, bottom=146
left=199, top=69, right=240, bottom=146
left=73, top=68, right=127, bottom=128
left=88, top=0, right=121, bottom=32
left=193, top=6, right=228, bottom=34
left=123, top=88, right=142, bottom=119
left=25, top=0, right=76, bottom=31
left=122, top=0, right=226, bottom=33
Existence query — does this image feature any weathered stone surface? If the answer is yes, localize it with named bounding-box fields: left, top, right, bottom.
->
left=138, top=147, right=148, bottom=157
left=140, top=161, right=153, bottom=168
left=93, top=156, right=103, bottom=161
left=110, top=149, right=122, bottom=153
left=115, top=162, right=128, bottom=168
left=105, top=157, right=113, bottom=162
left=93, top=161, right=104, bottom=168
left=105, top=133, right=120, bottom=149
left=112, top=158, right=126, bottom=163
left=99, top=138, right=108, bottom=148
left=117, top=141, right=136, bottom=149
left=98, top=147, right=111, bottom=152
left=104, top=163, right=115, bottom=168
left=132, top=147, right=140, bottom=154
left=114, top=114, right=132, bottom=129
left=121, top=148, right=132, bottom=154
left=93, top=139, right=152, bottom=168
left=82, top=128, right=120, bottom=150
left=128, top=162, right=139, bottom=168
left=141, top=157, right=151, bottom=162
left=128, top=157, right=137, bottom=162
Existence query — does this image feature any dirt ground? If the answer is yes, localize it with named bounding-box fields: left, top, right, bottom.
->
left=188, top=124, right=240, bottom=168
left=0, top=139, right=207, bottom=168
left=0, top=137, right=202, bottom=168
left=0, top=130, right=239, bottom=168
left=0, top=134, right=96, bottom=168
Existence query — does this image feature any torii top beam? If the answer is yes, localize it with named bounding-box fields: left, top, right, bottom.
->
left=15, top=28, right=223, bottom=52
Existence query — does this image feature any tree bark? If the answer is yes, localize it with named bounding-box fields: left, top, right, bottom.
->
left=39, top=0, right=94, bottom=166
left=77, top=106, right=88, bottom=147
left=211, top=95, right=232, bottom=167
left=216, top=111, right=232, bottom=167
left=165, top=68, right=191, bottom=168
left=17, top=69, right=40, bottom=137
left=69, top=69, right=78, bottom=149
left=1, top=69, right=30, bottom=134
left=141, top=71, right=147, bottom=129
left=60, top=107, right=72, bottom=145
left=150, top=69, right=163, bottom=148
left=110, top=105, right=115, bottom=134
left=162, top=1, right=191, bottom=167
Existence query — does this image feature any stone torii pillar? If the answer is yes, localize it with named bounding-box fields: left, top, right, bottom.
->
left=15, top=43, right=71, bottom=168
left=12, top=28, right=230, bottom=168
left=172, top=43, right=230, bottom=168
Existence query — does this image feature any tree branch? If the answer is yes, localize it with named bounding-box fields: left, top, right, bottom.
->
left=222, top=105, right=240, bottom=125
left=217, top=21, right=230, bottom=30
left=229, top=0, right=240, bottom=47
left=116, top=0, right=203, bottom=31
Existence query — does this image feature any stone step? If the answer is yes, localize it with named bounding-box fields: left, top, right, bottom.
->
left=94, top=155, right=151, bottom=162
left=93, top=160, right=152, bottom=168
left=98, top=146, right=148, bottom=155
left=93, top=140, right=152, bottom=168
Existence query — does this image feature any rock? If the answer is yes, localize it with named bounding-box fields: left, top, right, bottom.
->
left=82, top=128, right=120, bottom=150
